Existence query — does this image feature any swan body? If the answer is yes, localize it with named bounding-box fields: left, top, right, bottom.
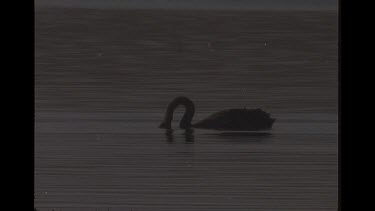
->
left=159, top=96, right=275, bottom=131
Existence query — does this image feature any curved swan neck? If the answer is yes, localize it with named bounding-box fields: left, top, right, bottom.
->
left=160, top=96, right=195, bottom=129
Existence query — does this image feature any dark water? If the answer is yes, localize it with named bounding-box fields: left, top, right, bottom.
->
left=35, top=8, right=338, bottom=211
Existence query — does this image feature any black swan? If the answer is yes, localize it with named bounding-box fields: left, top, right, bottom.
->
left=159, top=96, right=275, bottom=131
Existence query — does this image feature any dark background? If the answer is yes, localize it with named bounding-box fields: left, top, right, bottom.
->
left=37, top=0, right=337, bottom=10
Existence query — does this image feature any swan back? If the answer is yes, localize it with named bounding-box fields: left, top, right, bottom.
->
left=193, top=108, right=275, bottom=131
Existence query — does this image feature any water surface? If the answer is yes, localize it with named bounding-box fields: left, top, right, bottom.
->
left=35, top=8, right=338, bottom=211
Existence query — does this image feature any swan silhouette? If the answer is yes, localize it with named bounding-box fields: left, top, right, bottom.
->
left=159, top=96, right=275, bottom=131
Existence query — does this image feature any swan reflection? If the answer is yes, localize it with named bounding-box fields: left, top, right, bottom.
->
left=164, top=129, right=195, bottom=143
